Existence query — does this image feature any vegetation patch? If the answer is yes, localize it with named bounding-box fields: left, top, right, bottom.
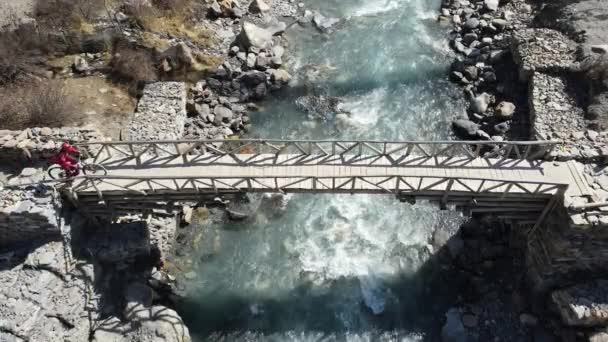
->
left=125, top=0, right=213, bottom=49
left=0, top=80, right=79, bottom=129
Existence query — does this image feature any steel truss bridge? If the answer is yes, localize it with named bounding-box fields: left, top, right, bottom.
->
left=65, top=139, right=592, bottom=231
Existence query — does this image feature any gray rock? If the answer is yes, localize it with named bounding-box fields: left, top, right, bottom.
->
left=442, top=308, right=467, bottom=342
left=232, top=6, right=244, bottom=18
left=470, top=92, right=492, bottom=114
left=210, top=1, right=222, bottom=16
left=214, top=106, right=233, bottom=125
left=495, top=101, right=515, bottom=120
left=313, top=12, right=340, bottom=32
left=256, top=54, right=270, bottom=70
left=249, top=0, right=270, bottom=13
left=484, top=0, right=499, bottom=11
left=463, top=66, right=478, bottom=80
left=452, top=119, right=480, bottom=138
left=20, top=167, right=38, bottom=177
left=270, top=56, right=283, bottom=67
left=494, top=122, right=510, bottom=134
left=246, top=53, right=257, bottom=69
left=481, top=71, right=497, bottom=82
left=73, top=56, right=89, bottom=73
left=587, top=130, right=599, bottom=141
left=267, top=20, right=287, bottom=36
left=271, top=69, right=292, bottom=85
left=236, top=22, right=273, bottom=50
left=464, top=18, right=480, bottom=30
left=463, top=33, right=478, bottom=45
left=272, top=45, right=285, bottom=58
left=491, top=19, right=508, bottom=30
left=241, top=71, right=267, bottom=85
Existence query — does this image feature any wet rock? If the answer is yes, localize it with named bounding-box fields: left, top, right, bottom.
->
left=236, top=22, right=273, bottom=50
left=442, top=308, right=467, bottom=342
left=495, top=101, right=515, bottom=121
left=470, top=93, right=492, bottom=114
left=271, top=69, right=292, bottom=85
left=313, top=12, right=340, bottom=32
left=249, top=0, right=270, bottom=13
left=452, top=119, right=479, bottom=138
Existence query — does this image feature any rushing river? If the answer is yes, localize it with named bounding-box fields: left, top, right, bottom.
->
left=179, top=0, right=469, bottom=340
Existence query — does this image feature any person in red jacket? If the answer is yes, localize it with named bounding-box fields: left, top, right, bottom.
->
left=49, top=142, right=80, bottom=177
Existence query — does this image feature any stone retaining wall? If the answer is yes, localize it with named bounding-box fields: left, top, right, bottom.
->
left=126, top=82, right=187, bottom=141
left=0, top=127, right=104, bottom=165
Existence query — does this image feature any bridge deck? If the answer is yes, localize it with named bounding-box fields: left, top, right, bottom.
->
left=71, top=155, right=591, bottom=199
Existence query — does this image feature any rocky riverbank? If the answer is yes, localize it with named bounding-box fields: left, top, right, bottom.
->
left=0, top=0, right=304, bottom=340
left=440, top=0, right=608, bottom=340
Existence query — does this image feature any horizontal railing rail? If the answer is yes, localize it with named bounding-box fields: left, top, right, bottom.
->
left=75, top=139, right=562, bottom=167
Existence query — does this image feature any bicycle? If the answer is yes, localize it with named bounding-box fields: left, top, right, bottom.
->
left=47, top=158, right=108, bottom=180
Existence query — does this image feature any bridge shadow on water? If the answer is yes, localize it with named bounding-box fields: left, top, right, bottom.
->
left=177, top=214, right=540, bottom=342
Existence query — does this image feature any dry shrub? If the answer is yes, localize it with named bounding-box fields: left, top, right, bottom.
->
left=151, top=0, right=193, bottom=11
left=0, top=80, right=77, bottom=129
left=35, top=0, right=105, bottom=34
left=125, top=0, right=212, bottom=48
left=109, top=39, right=158, bottom=85
left=0, top=25, right=54, bottom=86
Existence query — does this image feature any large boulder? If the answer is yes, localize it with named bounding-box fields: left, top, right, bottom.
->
left=313, top=12, right=340, bottom=32
left=249, top=0, right=271, bottom=13
left=484, top=0, right=499, bottom=11
left=158, top=43, right=201, bottom=72
left=214, top=106, right=233, bottom=125
left=236, top=22, right=273, bottom=50
left=469, top=92, right=492, bottom=114
left=494, top=101, right=516, bottom=120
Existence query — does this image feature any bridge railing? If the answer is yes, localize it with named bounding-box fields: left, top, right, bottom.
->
left=71, top=173, right=568, bottom=201
left=76, top=139, right=561, bottom=167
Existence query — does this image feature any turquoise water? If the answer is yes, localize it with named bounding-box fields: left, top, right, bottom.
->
left=179, top=1, right=468, bottom=340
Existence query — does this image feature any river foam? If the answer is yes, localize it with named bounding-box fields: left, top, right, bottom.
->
left=179, top=0, right=467, bottom=340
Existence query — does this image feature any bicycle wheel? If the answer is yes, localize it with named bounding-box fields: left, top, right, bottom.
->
left=82, top=163, right=108, bottom=176
left=48, top=166, right=66, bottom=180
